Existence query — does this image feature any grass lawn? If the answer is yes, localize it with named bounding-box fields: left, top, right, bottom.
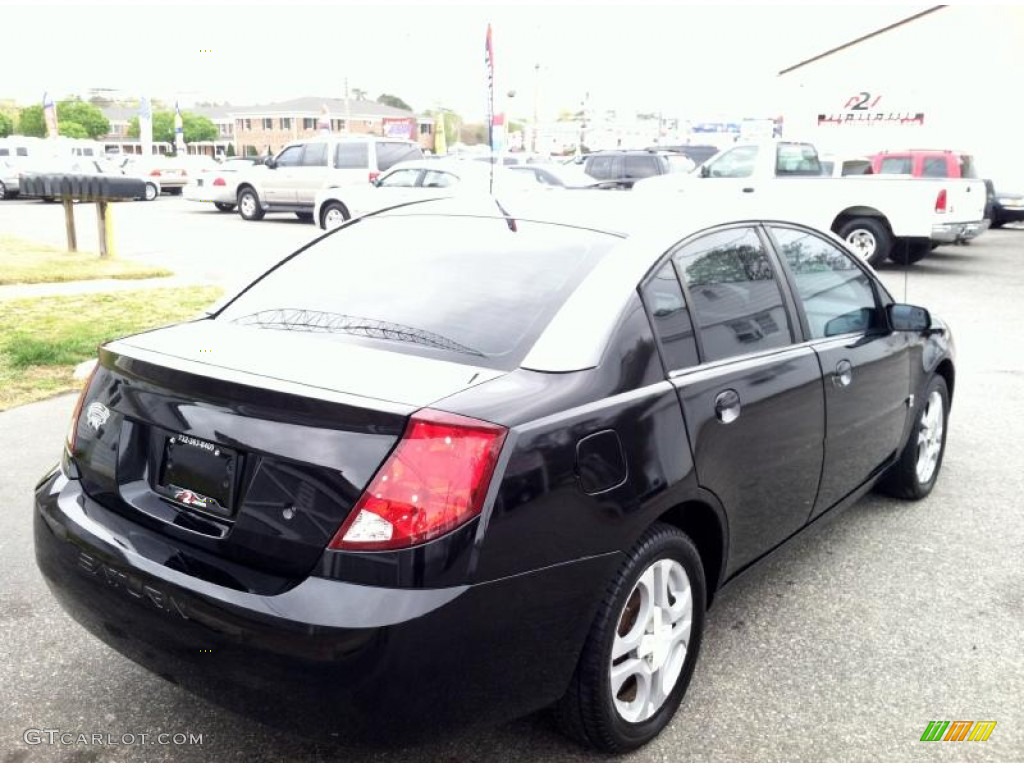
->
left=0, top=286, right=222, bottom=410
left=0, top=235, right=171, bottom=284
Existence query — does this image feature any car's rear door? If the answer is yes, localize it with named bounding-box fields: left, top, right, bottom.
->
left=768, top=225, right=912, bottom=518
left=649, top=225, right=826, bottom=572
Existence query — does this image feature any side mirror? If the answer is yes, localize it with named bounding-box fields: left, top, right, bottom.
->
left=264, top=157, right=277, bottom=170
left=699, top=165, right=711, bottom=178
left=888, top=303, right=931, bottom=332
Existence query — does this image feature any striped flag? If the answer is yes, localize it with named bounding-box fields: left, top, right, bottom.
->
left=43, top=92, right=58, bottom=138
left=485, top=23, right=494, bottom=152
left=174, top=101, right=185, bottom=154
left=139, top=96, right=153, bottom=156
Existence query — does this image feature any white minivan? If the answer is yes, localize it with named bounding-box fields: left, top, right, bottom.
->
left=234, top=136, right=423, bottom=221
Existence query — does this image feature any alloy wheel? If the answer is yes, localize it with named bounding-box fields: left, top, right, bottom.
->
left=915, top=390, right=945, bottom=483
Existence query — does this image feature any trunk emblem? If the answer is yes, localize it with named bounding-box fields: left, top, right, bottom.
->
left=85, top=402, right=110, bottom=431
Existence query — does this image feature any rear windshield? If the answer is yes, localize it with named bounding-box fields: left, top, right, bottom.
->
left=216, top=215, right=616, bottom=368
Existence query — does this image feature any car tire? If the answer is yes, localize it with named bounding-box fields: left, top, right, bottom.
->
left=0, top=180, right=6, bottom=200
left=214, top=202, right=235, bottom=212
left=838, top=218, right=892, bottom=267
left=989, top=219, right=1004, bottom=230
left=556, top=523, right=706, bottom=753
left=888, top=240, right=930, bottom=265
left=143, top=182, right=158, bottom=202
left=876, top=375, right=950, bottom=500
left=294, top=212, right=314, bottom=222
left=320, top=201, right=350, bottom=230
left=237, top=186, right=265, bottom=221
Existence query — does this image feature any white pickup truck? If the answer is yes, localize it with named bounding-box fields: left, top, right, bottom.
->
left=633, top=140, right=987, bottom=266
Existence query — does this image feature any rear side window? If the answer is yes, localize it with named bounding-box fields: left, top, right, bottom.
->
left=671, top=228, right=793, bottom=363
left=772, top=227, right=880, bottom=338
left=879, top=156, right=912, bottom=174
left=921, top=157, right=947, bottom=178
left=375, top=142, right=423, bottom=172
left=586, top=155, right=616, bottom=179
left=643, top=262, right=699, bottom=372
left=958, top=154, right=977, bottom=178
left=217, top=216, right=616, bottom=369
left=334, top=141, right=370, bottom=169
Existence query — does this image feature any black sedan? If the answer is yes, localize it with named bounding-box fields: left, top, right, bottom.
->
left=34, top=197, right=954, bottom=753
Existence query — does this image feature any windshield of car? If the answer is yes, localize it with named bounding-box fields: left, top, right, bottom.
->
left=216, top=215, right=617, bottom=368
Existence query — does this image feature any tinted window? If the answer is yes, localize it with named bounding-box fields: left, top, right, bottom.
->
left=217, top=216, right=616, bottom=368
left=275, top=146, right=303, bottom=167
left=772, top=227, right=880, bottom=339
left=672, top=228, right=792, bottom=362
left=705, top=146, right=757, bottom=178
left=643, top=262, right=699, bottom=372
left=301, top=142, right=327, bottom=167
left=879, top=156, right=912, bottom=174
left=775, top=143, right=821, bottom=176
left=335, top=141, right=370, bottom=169
left=375, top=142, right=423, bottom=172
left=921, top=157, right=947, bottom=178
left=624, top=154, right=662, bottom=179
left=16, top=147, right=27, bottom=157
left=841, top=159, right=872, bottom=176
left=586, top=155, right=616, bottom=179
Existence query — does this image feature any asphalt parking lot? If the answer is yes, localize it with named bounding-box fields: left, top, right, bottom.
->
left=1, top=197, right=1022, bottom=760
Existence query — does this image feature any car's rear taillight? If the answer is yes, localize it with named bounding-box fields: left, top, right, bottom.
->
left=935, top=188, right=948, bottom=213
left=212, top=177, right=226, bottom=186
left=368, top=171, right=380, bottom=183
left=328, top=409, right=507, bottom=551
left=150, top=169, right=161, bottom=177
left=65, top=366, right=97, bottom=455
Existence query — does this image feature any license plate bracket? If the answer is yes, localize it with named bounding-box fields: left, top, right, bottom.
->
left=157, top=434, right=237, bottom=518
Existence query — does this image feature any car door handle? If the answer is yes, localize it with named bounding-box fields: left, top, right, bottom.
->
left=742, top=187, right=755, bottom=193
left=832, top=359, right=853, bottom=388
left=714, top=389, right=741, bottom=424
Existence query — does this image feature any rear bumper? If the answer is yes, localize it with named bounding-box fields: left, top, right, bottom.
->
left=183, top=183, right=234, bottom=204
left=931, top=220, right=986, bottom=243
left=34, top=468, right=614, bottom=742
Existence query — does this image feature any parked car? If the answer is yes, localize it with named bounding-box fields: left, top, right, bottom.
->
left=0, top=159, right=21, bottom=199
left=582, top=149, right=693, bottom=188
left=507, top=163, right=602, bottom=189
left=124, top=156, right=190, bottom=194
left=235, top=136, right=424, bottom=221
left=312, top=159, right=550, bottom=229
left=634, top=139, right=987, bottom=265
left=983, top=179, right=1024, bottom=228
left=649, top=144, right=720, bottom=166
left=36, top=194, right=954, bottom=753
left=183, top=158, right=260, bottom=211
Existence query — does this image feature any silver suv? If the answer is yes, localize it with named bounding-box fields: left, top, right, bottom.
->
left=235, top=136, right=423, bottom=221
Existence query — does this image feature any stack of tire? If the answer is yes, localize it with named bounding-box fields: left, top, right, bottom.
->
left=19, top=174, right=145, bottom=202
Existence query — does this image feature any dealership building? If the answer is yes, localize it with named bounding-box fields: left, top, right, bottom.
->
left=776, top=5, right=1024, bottom=187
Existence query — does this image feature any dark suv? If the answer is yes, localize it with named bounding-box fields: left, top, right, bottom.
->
left=582, top=149, right=692, bottom=188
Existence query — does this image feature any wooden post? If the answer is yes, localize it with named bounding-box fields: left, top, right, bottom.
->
left=96, top=201, right=109, bottom=258
left=62, top=198, right=77, bottom=252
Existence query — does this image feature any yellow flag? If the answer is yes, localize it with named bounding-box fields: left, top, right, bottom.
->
left=434, top=113, right=447, bottom=156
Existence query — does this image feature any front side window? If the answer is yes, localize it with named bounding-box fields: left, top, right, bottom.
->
left=771, top=227, right=880, bottom=338
left=301, top=142, right=327, bottom=167
left=879, top=156, right=912, bottom=174
left=672, top=228, right=793, bottom=362
left=334, top=141, right=369, bottom=169
left=643, top=262, right=699, bottom=372
left=274, top=145, right=303, bottom=167
left=704, top=146, right=757, bottom=178
left=377, top=168, right=420, bottom=187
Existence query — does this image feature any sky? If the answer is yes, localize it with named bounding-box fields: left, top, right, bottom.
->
left=0, top=1, right=933, bottom=121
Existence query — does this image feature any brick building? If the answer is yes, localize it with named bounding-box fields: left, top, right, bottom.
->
left=228, top=97, right=434, bottom=155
